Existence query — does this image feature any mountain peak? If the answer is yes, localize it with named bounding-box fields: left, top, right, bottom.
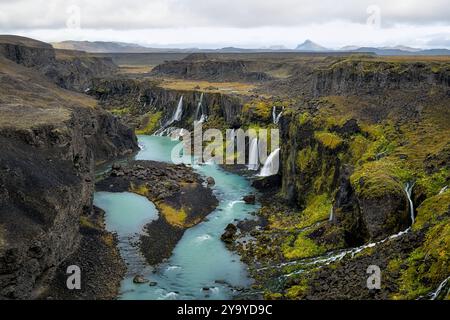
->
left=295, top=40, right=328, bottom=51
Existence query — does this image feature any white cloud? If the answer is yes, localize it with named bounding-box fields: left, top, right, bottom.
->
left=0, top=0, right=449, bottom=48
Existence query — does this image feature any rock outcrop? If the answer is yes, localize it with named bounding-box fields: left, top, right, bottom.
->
left=151, top=54, right=273, bottom=82
left=0, top=45, right=137, bottom=299
left=0, top=35, right=117, bottom=92
left=90, top=78, right=245, bottom=131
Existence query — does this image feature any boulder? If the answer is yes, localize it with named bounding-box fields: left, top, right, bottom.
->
left=221, top=224, right=238, bottom=243
left=206, top=176, right=215, bottom=186
left=243, top=194, right=256, bottom=204
left=132, top=275, right=149, bottom=284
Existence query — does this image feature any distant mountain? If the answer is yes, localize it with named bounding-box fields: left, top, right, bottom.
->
left=50, top=39, right=450, bottom=56
left=295, top=40, right=328, bottom=51
left=349, top=46, right=450, bottom=56
left=266, top=45, right=289, bottom=50
left=51, top=41, right=154, bottom=53
left=380, top=45, right=421, bottom=52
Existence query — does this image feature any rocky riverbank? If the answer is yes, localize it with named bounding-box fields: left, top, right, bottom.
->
left=96, top=160, right=218, bottom=265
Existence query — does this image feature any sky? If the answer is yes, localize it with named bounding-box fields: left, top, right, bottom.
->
left=0, top=0, right=450, bottom=49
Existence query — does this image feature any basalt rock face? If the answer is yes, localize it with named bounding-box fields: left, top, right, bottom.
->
left=278, top=113, right=411, bottom=243
left=0, top=36, right=117, bottom=92
left=151, top=57, right=273, bottom=82
left=0, top=50, right=137, bottom=299
left=312, top=60, right=450, bottom=96
left=0, top=114, right=137, bottom=299
left=91, top=78, right=245, bottom=131
left=279, top=114, right=341, bottom=208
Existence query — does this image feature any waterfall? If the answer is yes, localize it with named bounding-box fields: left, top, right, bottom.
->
left=430, top=276, right=450, bottom=300
left=153, top=96, right=184, bottom=136
left=171, top=96, right=183, bottom=123
left=404, top=182, right=415, bottom=224
left=247, top=138, right=259, bottom=171
left=194, top=93, right=207, bottom=125
left=272, top=106, right=283, bottom=125
left=329, top=207, right=334, bottom=222
left=439, top=186, right=448, bottom=195
left=259, top=148, right=280, bottom=177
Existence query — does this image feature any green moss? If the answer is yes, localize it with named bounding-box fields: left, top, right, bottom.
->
left=296, top=146, right=318, bottom=171
left=314, top=131, right=343, bottom=149
left=110, top=107, right=131, bottom=116
left=282, top=232, right=327, bottom=260
left=394, top=215, right=450, bottom=299
left=416, top=168, right=449, bottom=198
left=80, top=216, right=96, bottom=229
left=298, top=112, right=310, bottom=125
left=285, top=278, right=309, bottom=299
left=350, top=159, right=412, bottom=198
left=414, top=190, right=450, bottom=231
left=264, top=292, right=283, bottom=300
left=135, top=111, right=162, bottom=135
left=295, top=194, right=332, bottom=229
left=348, top=134, right=370, bottom=164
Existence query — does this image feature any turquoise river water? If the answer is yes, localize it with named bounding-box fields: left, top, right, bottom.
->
left=93, top=135, right=260, bottom=300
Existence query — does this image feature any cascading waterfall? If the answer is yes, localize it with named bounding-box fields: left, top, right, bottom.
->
left=439, top=185, right=448, bottom=195
left=272, top=106, right=283, bottom=125
left=194, top=93, right=207, bottom=125
left=247, top=138, right=259, bottom=171
left=404, top=182, right=415, bottom=224
left=154, top=96, right=184, bottom=136
left=329, top=207, right=334, bottom=222
left=259, top=148, right=280, bottom=176
left=260, top=182, right=420, bottom=279
left=171, top=95, right=183, bottom=123
left=429, top=276, right=450, bottom=300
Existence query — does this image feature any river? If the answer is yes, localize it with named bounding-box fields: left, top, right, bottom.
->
left=93, top=135, right=260, bottom=300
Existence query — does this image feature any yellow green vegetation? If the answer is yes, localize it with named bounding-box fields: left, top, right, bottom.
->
left=395, top=222, right=449, bottom=299
left=314, top=131, right=343, bottom=149
left=130, top=183, right=150, bottom=197
left=295, top=194, right=332, bottom=229
left=391, top=191, right=449, bottom=299
left=296, top=146, right=318, bottom=171
left=110, top=107, right=131, bottom=116
left=102, top=233, right=115, bottom=247
left=285, top=278, right=309, bottom=299
left=350, top=159, right=412, bottom=198
left=79, top=215, right=97, bottom=229
left=282, top=231, right=327, bottom=260
left=242, top=101, right=272, bottom=120
left=347, top=134, right=370, bottom=164
left=298, top=112, right=310, bottom=125
left=416, top=168, right=449, bottom=198
left=264, top=292, right=283, bottom=300
left=414, top=190, right=450, bottom=231
left=136, top=111, right=162, bottom=135
left=157, top=202, right=187, bottom=228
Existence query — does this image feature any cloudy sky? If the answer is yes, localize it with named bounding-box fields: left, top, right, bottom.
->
left=0, top=0, right=449, bottom=49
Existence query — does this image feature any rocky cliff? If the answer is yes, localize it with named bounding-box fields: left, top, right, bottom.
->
left=0, top=43, right=137, bottom=299
left=90, top=78, right=245, bottom=132
left=151, top=54, right=273, bottom=82
left=0, top=35, right=117, bottom=92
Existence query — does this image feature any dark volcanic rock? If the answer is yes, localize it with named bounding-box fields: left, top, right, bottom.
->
left=0, top=35, right=117, bottom=92
left=96, top=160, right=218, bottom=266
left=133, top=275, right=149, bottom=284
left=221, top=224, right=238, bottom=244
left=0, top=42, right=137, bottom=299
left=206, top=176, right=215, bottom=186
left=251, top=175, right=281, bottom=191
left=243, top=194, right=256, bottom=204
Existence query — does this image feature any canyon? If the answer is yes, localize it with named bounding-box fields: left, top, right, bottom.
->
left=0, top=35, right=449, bottom=300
